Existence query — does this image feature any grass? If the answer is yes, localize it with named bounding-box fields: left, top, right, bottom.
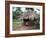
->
left=13, top=19, right=23, bottom=30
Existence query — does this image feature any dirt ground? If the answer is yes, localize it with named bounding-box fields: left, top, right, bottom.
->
left=13, top=24, right=39, bottom=31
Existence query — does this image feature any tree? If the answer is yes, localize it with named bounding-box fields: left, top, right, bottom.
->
left=13, top=7, right=23, bottom=19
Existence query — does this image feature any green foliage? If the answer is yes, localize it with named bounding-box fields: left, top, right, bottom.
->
left=13, top=7, right=23, bottom=19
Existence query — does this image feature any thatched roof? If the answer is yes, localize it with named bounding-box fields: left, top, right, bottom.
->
left=19, top=11, right=39, bottom=20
